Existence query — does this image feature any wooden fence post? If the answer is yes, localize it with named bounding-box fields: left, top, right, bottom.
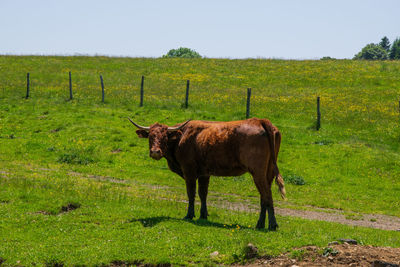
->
left=185, top=80, right=190, bottom=108
left=316, top=96, right=321, bottom=130
left=100, top=75, right=105, bottom=102
left=25, top=73, right=30, bottom=99
left=69, top=71, right=73, bottom=100
left=140, top=75, right=144, bottom=107
left=246, top=88, right=251, bottom=119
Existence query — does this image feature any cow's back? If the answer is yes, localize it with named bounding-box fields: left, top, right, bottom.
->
left=176, top=119, right=271, bottom=177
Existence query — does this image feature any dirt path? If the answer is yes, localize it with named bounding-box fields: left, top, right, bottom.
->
left=275, top=206, right=400, bottom=231
left=67, top=170, right=400, bottom=231
left=4, top=167, right=399, bottom=232
left=209, top=195, right=400, bottom=231
left=80, top=172, right=400, bottom=231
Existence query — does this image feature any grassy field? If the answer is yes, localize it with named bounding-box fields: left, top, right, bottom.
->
left=0, top=56, right=400, bottom=266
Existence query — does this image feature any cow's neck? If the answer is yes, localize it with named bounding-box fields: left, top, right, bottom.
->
left=164, top=139, right=183, bottom=178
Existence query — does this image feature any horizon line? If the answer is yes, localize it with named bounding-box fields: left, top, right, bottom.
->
left=0, top=52, right=348, bottom=61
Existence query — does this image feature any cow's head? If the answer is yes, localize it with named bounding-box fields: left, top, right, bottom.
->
left=128, top=118, right=191, bottom=160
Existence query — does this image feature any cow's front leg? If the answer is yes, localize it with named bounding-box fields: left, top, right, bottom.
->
left=198, top=176, right=210, bottom=219
left=267, top=203, right=278, bottom=231
left=183, top=176, right=197, bottom=220
left=256, top=199, right=267, bottom=229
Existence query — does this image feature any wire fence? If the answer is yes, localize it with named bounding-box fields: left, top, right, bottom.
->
left=1, top=70, right=399, bottom=141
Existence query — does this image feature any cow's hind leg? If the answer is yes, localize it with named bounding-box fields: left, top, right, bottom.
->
left=252, top=172, right=268, bottom=229
left=183, top=175, right=197, bottom=220
left=198, top=176, right=210, bottom=219
left=265, top=188, right=278, bottom=231
left=266, top=166, right=278, bottom=230
left=252, top=172, right=277, bottom=230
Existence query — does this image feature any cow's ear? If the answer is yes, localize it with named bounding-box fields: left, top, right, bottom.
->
left=168, top=130, right=182, bottom=141
left=136, top=130, right=149, bottom=138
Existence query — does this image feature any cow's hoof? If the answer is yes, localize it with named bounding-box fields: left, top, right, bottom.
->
left=183, top=215, right=194, bottom=220
left=256, top=221, right=265, bottom=229
left=268, top=223, right=278, bottom=231
left=200, top=210, right=208, bottom=220
left=199, top=211, right=208, bottom=220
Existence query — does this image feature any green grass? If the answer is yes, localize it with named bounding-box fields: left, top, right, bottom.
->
left=1, top=167, right=399, bottom=266
left=0, top=55, right=400, bottom=265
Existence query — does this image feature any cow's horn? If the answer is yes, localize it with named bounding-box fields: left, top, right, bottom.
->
left=127, top=117, right=150, bottom=130
left=167, top=119, right=191, bottom=132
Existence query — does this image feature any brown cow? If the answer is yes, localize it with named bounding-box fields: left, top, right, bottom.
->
left=128, top=118, right=286, bottom=230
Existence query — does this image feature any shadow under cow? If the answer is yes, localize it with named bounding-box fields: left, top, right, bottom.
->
left=128, top=216, right=262, bottom=231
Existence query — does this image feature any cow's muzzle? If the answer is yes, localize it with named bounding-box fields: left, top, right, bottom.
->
left=150, top=150, right=162, bottom=160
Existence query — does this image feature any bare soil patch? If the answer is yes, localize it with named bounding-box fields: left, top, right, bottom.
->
left=246, top=244, right=400, bottom=267
left=60, top=202, right=80, bottom=213
left=35, top=202, right=81, bottom=215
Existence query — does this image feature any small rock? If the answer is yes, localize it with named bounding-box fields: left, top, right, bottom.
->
left=339, top=238, right=358, bottom=245
left=111, top=148, right=122, bottom=154
left=245, top=243, right=259, bottom=259
left=328, top=241, right=339, bottom=246
left=210, top=251, right=219, bottom=258
left=290, top=265, right=299, bottom=267
left=328, top=256, right=334, bottom=261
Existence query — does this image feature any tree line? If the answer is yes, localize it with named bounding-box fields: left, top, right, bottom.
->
left=163, top=41, right=400, bottom=60
left=353, top=36, right=400, bottom=60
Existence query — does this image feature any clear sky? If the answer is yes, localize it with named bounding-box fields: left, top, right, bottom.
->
left=1, top=0, right=399, bottom=59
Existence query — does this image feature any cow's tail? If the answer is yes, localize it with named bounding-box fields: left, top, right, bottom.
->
left=261, top=120, right=286, bottom=200
left=275, top=164, right=286, bottom=200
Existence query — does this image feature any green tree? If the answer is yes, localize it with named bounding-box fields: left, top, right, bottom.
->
left=163, top=47, right=202, bottom=58
left=389, top=38, right=400, bottom=59
left=353, top=43, right=388, bottom=60
left=379, top=36, right=391, bottom=52
left=320, top=56, right=336, bottom=60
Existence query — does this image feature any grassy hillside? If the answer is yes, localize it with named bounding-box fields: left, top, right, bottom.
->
left=0, top=56, right=400, bottom=265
